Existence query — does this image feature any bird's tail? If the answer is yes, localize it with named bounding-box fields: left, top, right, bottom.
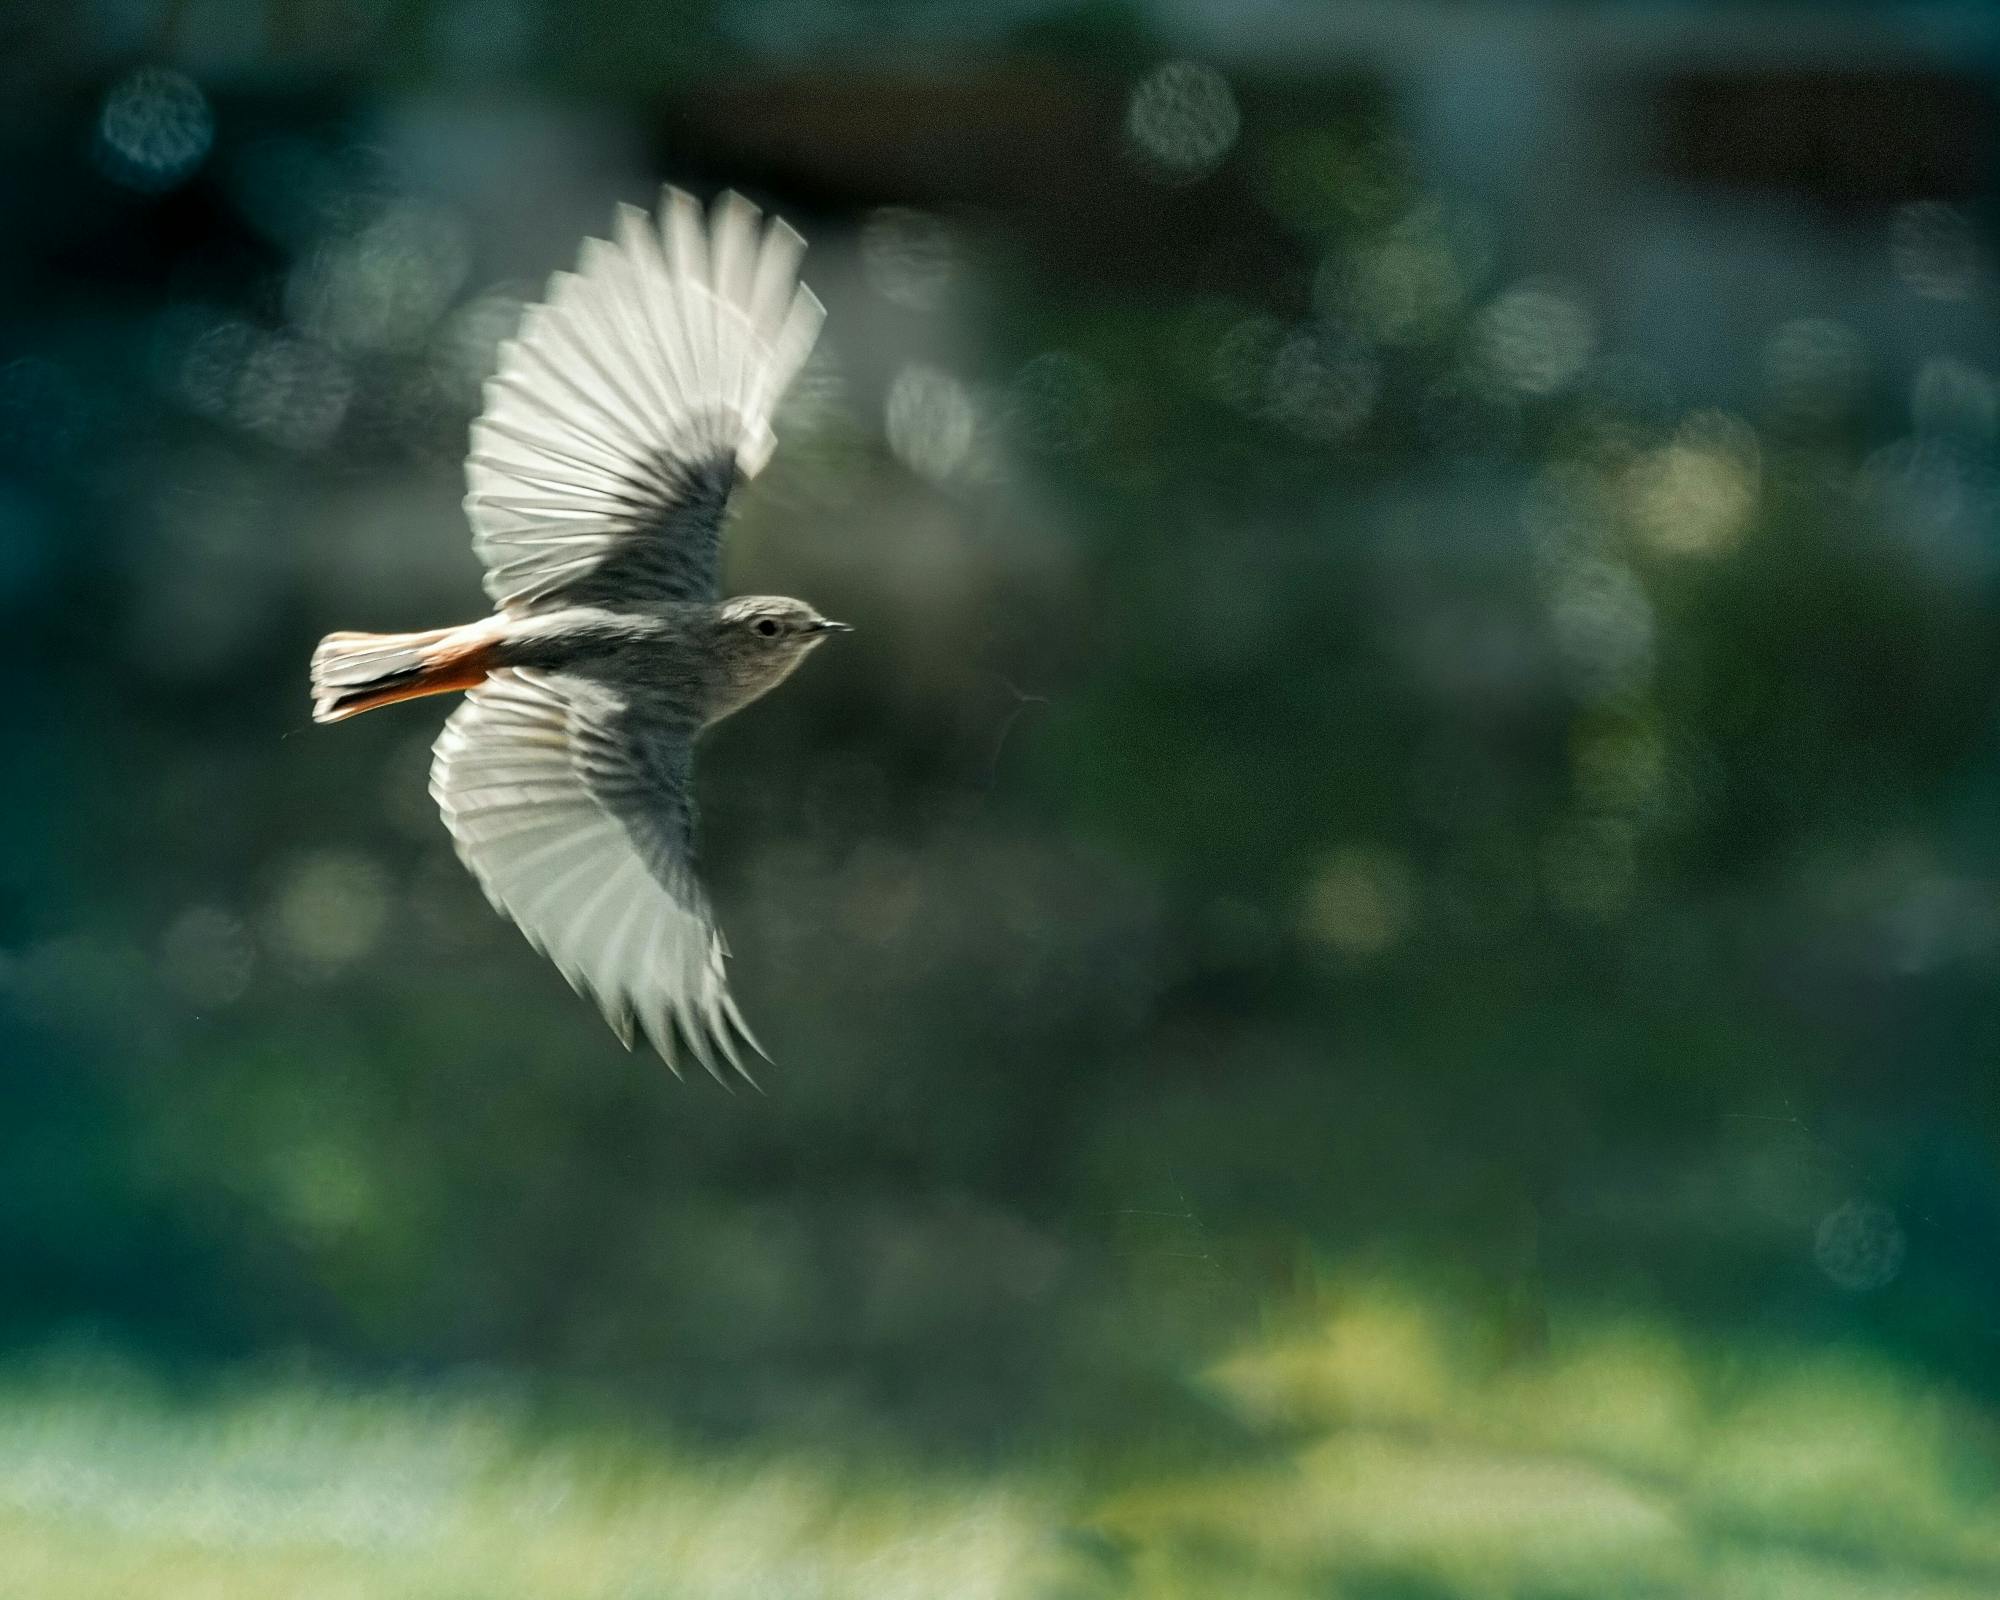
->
left=310, top=621, right=502, bottom=723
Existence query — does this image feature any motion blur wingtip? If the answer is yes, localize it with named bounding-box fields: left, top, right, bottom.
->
left=641, top=1010, right=684, bottom=1081
left=707, top=1002, right=764, bottom=1094
left=680, top=1012, right=735, bottom=1093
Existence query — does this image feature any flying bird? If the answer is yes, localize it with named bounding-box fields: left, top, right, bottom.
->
left=309, top=188, right=842, bottom=1084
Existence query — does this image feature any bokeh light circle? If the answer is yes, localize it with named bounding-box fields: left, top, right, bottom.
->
left=1127, top=61, right=1240, bottom=184
left=95, top=68, right=213, bottom=193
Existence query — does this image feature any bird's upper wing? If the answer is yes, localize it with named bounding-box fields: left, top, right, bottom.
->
left=430, top=668, right=763, bottom=1082
left=465, top=189, right=824, bottom=612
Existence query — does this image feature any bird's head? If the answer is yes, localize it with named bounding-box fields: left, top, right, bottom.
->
left=707, top=595, right=850, bottom=718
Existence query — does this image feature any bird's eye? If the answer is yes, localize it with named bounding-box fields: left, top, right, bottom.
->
left=754, top=617, right=781, bottom=637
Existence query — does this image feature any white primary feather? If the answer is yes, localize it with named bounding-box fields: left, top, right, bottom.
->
left=465, top=188, right=825, bottom=612
left=430, top=670, right=763, bottom=1085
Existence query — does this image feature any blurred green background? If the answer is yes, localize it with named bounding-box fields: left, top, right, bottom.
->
left=7, top=1, right=2000, bottom=1595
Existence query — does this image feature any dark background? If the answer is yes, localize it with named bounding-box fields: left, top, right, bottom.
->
left=6, top=2, right=2000, bottom=1593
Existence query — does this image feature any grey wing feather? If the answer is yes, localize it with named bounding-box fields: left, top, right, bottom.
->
left=466, top=188, right=825, bottom=613
left=430, top=669, right=766, bottom=1083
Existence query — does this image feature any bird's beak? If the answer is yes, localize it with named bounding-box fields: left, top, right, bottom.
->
left=813, top=619, right=853, bottom=634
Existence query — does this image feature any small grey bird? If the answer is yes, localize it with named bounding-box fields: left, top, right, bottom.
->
left=309, top=188, right=843, bottom=1083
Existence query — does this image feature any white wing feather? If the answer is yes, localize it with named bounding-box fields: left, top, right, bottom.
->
left=465, top=188, right=825, bottom=612
left=430, top=670, right=763, bottom=1084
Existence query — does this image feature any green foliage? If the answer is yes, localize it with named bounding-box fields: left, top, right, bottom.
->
left=10, top=1282, right=2000, bottom=1599
left=9, top=5, right=2000, bottom=1590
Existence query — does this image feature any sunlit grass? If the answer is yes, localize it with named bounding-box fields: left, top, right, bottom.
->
left=0, top=1359, right=1063, bottom=1600
left=8, top=1282, right=2000, bottom=1600
left=1101, top=1273, right=2000, bottom=1599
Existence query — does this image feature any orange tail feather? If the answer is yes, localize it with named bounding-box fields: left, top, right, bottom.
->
left=310, top=622, right=501, bottom=724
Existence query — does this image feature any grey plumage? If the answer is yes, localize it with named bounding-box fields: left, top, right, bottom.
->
left=311, top=188, right=843, bottom=1080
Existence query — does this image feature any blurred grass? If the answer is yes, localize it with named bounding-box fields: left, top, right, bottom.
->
left=0, top=1356, right=1064, bottom=1600
left=1104, top=1274, right=2000, bottom=1599
left=10, top=1278, right=2000, bottom=1600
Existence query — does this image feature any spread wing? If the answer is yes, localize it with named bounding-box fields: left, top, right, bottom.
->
left=430, top=668, right=764, bottom=1083
left=466, top=188, right=824, bottom=612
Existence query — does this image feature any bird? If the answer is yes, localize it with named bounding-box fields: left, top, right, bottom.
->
left=308, top=187, right=843, bottom=1085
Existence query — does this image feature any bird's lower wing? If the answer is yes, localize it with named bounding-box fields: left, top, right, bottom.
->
left=429, top=669, right=764, bottom=1083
